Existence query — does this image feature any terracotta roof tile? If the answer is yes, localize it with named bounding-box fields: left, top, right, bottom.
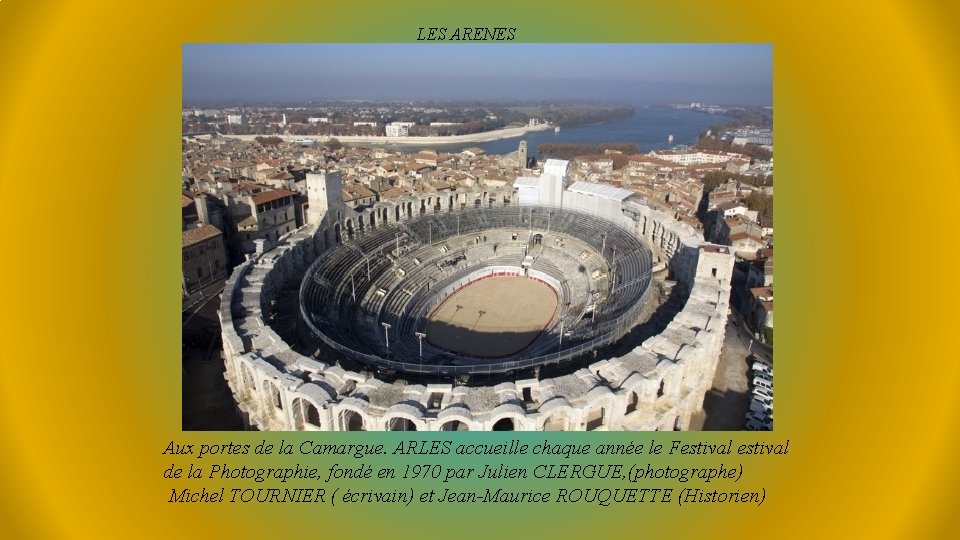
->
left=251, top=189, right=298, bottom=205
left=182, top=224, right=221, bottom=247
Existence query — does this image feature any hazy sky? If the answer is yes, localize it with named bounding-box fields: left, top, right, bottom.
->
left=183, top=43, right=771, bottom=105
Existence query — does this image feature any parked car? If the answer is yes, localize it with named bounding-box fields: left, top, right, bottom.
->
left=752, top=361, right=773, bottom=375
left=754, top=371, right=773, bottom=381
left=746, top=418, right=772, bottom=431
left=753, top=377, right=773, bottom=390
left=750, top=400, right=773, bottom=415
left=754, top=387, right=773, bottom=400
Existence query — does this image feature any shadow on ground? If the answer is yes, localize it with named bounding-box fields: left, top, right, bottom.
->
left=690, top=389, right=751, bottom=430
left=182, top=294, right=243, bottom=431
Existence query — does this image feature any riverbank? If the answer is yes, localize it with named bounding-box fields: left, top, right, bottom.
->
left=230, top=123, right=553, bottom=146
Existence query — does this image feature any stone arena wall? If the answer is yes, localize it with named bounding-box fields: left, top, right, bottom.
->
left=218, top=190, right=734, bottom=431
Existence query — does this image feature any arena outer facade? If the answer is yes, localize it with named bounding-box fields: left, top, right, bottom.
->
left=217, top=162, right=735, bottom=431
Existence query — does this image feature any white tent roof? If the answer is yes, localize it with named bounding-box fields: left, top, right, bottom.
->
left=513, top=176, right=541, bottom=188
left=566, top=181, right=634, bottom=201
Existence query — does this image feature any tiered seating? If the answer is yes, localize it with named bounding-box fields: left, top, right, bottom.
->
left=299, top=204, right=653, bottom=371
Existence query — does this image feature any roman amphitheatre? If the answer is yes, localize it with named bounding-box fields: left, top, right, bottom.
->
left=219, top=160, right=734, bottom=431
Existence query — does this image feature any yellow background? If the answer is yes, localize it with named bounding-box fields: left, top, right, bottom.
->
left=1, top=0, right=959, bottom=538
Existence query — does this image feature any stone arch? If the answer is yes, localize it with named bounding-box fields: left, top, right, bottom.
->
left=492, top=416, right=520, bottom=431
left=439, top=420, right=470, bottom=431
left=385, top=416, right=419, bottom=431
left=306, top=403, right=322, bottom=427
left=420, top=199, right=426, bottom=216
left=334, top=222, right=342, bottom=243
left=239, top=362, right=257, bottom=399
left=262, top=380, right=283, bottom=419
left=338, top=407, right=366, bottom=431
left=291, top=397, right=324, bottom=430
left=395, top=205, right=401, bottom=222
left=405, top=201, right=412, bottom=219
left=541, top=411, right=570, bottom=431
left=368, top=212, right=375, bottom=229
left=345, top=218, right=354, bottom=237
left=324, top=227, right=332, bottom=249
left=448, top=195, right=454, bottom=210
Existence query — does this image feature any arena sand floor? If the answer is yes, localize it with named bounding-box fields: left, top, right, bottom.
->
left=425, top=276, right=559, bottom=358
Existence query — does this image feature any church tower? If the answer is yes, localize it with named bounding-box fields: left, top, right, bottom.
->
left=518, top=140, right=528, bottom=170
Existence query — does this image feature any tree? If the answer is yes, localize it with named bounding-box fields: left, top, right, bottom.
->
left=536, top=142, right=639, bottom=162
left=540, top=106, right=634, bottom=127
left=701, top=170, right=770, bottom=193
left=326, top=138, right=343, bottom=151
left=254, top=136, right=283, bottom=147
left=701, top=170, right=733, bottom=193
left=745, top=192, right=773, bottom=223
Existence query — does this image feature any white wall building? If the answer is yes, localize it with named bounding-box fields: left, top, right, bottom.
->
left=385, top=123, right=411, bottom=137
left=649, top=150, right=742, bottom=166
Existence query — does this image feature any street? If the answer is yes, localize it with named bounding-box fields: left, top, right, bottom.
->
left=182, top=283, right=243, bottom=430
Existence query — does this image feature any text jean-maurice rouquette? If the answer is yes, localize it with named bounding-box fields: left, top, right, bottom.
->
left=169, top=486, right=765, bottom=506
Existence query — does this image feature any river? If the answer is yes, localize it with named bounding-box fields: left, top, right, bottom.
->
left=380, top=106, right=729, bottom=156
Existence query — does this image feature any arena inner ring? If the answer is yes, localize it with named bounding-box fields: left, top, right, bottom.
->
left=298, top=205, right=654, bottom=376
